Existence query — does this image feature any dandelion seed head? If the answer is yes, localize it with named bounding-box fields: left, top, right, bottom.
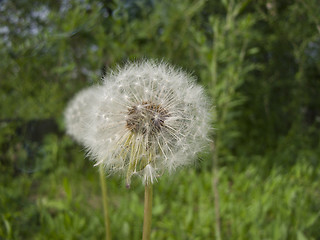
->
left=64, top=60, right=211, bottom=185
left=64, top=86, right=103, bottom=146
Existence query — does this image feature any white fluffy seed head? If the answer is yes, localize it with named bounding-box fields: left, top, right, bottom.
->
left=64, top=86, right=103, bottom=146
left=64, top=60, right=211, bottom=185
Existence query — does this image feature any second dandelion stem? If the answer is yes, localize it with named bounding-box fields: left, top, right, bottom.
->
left=142, top=183, right=153, bottom=240
left=99, top=165, right=112, bottom=240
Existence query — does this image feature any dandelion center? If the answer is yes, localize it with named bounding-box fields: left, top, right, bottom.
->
left=126, top=101, right=169, bottom=135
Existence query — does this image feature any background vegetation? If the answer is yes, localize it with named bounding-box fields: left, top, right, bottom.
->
left=1, top=0, right=319, bottom=239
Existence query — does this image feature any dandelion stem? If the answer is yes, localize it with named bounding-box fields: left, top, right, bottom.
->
left=99, top=165, right=112, bottom=240
left=142, top=183, right=153, bottom=240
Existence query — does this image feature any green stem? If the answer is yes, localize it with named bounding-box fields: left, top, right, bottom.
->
left=99, top=165, right=112, bottom=240
left=212, top=142, right=221, bottom=240
left=142, top=183, right=153, bottom=240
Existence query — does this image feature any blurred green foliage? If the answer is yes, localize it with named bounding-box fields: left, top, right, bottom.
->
left=0, top=0, right=319, bottom=239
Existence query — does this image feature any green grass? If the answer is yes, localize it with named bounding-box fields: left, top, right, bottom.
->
left=1, top=135, right=319, bottom=239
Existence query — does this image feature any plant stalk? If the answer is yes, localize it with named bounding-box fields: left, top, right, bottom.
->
left=142, top=183, right=153, bottom=240
left=212, top=142, right=222, bottom=240
left=99, top=165, right=112, bottom=240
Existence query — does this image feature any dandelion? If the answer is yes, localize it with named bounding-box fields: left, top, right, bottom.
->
left=64, top=60, right=211, bottom=240
left=64, top=86, right=103, bottom=146
left=64, top=86, right=112, bottom=240
left=85, top=61, right=211, bottom=186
